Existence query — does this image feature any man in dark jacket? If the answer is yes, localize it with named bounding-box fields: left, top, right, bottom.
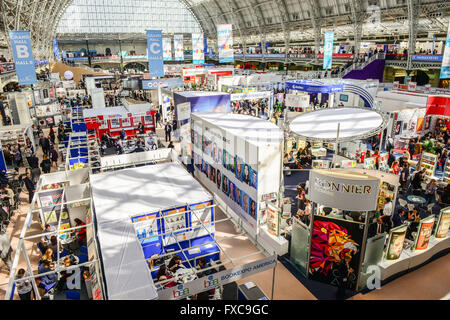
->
left=41, top=136, right=51, bottom=156
left=24, top=172, right=35, bottom=204
left=165, top=122, right=172, bottom=142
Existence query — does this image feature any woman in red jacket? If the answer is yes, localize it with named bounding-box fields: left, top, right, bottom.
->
left=74, top=218, right=86, bottom=246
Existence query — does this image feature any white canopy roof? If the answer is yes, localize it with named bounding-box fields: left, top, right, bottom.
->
left=289, top=108, right=385, bottom=142
left=90, top=163, right=212, bottom=300
left=192, top=112, right=283, bottom=147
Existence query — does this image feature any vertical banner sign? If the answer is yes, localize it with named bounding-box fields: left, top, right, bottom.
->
left=323, top=32, right=334, bottom=70
left=147, top=30, right=164, bottom=78
left=218, top=25, right=234, bottom=63
left=163, top=37, right=172, bottom=61
left=174, top=35, right=184, bottom=61
left=192, top=33, right=205, bottom=64
left=440, top=22, right=450, bottom=79
left=204, top=36, right=208, bottom=59
left=8, top=30, right=38, bottom=85
left=53, top=39, right=61, bottom=62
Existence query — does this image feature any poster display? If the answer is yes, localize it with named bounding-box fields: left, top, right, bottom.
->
left=323, top=32, right=334, bottom=70
left=189, top=201, right=214, bottom=239
left=163, top=37, right=172, bottom=61
left=133, top=212, right=161, bottom=242
left=147, top=30, right=164, bottom=78
left=191, top=117, right=260, bottom=232
left=440, top=21, right=450, bottom=79
left=413, top=216, right=435, bottom=251
left=174, top=34, right=184, bottom=61
left=192, top=33, right=205, bottom=64
left=162, top=206, right=188, bottom=245
left=8, top=30, right=38, bottom=85
left=308, top=215, right=364, bottom=291
left=217, top=25, right=234, bottom=63
left=434, top=208, right=450, bottom=239
left=266, top=203, right=280, bottom=237
left=385, top=225, right=408, bottom=260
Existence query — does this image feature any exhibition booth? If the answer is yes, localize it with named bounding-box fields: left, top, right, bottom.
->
left=5, top=168, right=105, bottom=300
left=287, top=169, right=449, bottom=292
left=230, top=91, right=274, bottom=119
left=190, top=113, right=288, bottom=256
left=83, top=106, right=156, bottom=140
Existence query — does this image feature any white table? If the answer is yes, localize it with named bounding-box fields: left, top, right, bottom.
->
left=175, top=268, right=198, bottom=284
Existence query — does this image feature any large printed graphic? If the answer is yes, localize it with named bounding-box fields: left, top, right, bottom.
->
left=309, top=216, right=363, bottom=291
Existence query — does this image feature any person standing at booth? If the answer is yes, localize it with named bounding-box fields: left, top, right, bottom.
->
left=24, top=171, right=35, bottom=204
left=165, top=122, right=172, bottom=142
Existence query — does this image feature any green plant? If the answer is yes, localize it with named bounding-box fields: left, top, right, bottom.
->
left=422, top=140, right=436, bottom=154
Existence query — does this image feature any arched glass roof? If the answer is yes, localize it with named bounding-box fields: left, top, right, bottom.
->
left=56, top=0, right=202, bottom=34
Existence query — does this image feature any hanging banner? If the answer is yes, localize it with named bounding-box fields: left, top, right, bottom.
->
left=323, top=32, right=334, bottom=70
left=174, top=34, right=184, bottom=61
left=163, top=37, right=172, bottom=61
left=53, top=39, right=61, bottom=62
left=157, top=255, right=277, bottom=300
left=440, top=21, right=450, bottom=79
left=217, top=24, right=234, bottom=63
left=8, top=30, right=38, bottom=85
left=146, top=30, right=164, bottom=78
left=192, top=33, right=205, bottom=64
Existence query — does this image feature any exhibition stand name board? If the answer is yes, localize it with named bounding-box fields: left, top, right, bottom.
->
left=158, top=255, right=277, bottom=300
left=308, top=170, right=380, bottom=212
left=285, top=81, right=344, bottom=94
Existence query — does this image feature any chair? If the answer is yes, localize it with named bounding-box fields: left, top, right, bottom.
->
left=407, top=204, right=415, bottom=212
left=80, top=245, right=88, bottom=254
left=66, top=290, right=81, bottom=300
left=77, top=254, right=88, bottom=264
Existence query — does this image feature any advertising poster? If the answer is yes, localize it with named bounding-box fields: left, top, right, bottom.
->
left=162, top=206, right=187, bottom=244
left=424, top=116, right=431, bottom=130
left=434, top=208, right=450, bottom=238
left=416, top=117, right=424, bottom=131
left=385, top=225, right=408, bottom=260
left=266, top=203, right=280, bottom=237
left=394, top=121, right=402, bottom=135
left=217, top=25, right=234, bottom=63
left=414, top=216, right=435, bottom=251
left=8, top=30, right=38, bottom=85
left=146, top=30, right=164, bottom=78
left=440, top=21, right=450, bottom=79
left=192, top=33, right=205, bottom=64
left=132, top=212, right=160, bottom=242
left=309, top=215, right=364, bottom=290
left=53, top=38, right=61, bottom=61
left=323, top=32, right=334, bottom=70
left=163, top=37, right=172, bottom=61
left=189, top=201, right=213, bottom=238
left=174, top=34, right=184, bottom=61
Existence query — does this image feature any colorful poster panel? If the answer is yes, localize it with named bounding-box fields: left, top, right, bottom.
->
left=249, top=198, right=257, bottom=220
left=222, top=175, right=229, bottom=194
left=250, top=168, right=258, bottom=190
left=266, top=203, right=280, bottom=237
left=308, top=215, right=364, bottom=291
left=242, top=164, right=251, bottom=185
left=385, top=225, right=408, bottom=260
left=228, top=181, right=236, bottom=202
left=162, top=206, right=187, bottom=243
left=413, top=216, right=435, bottom=251
left=235, top=155, right=244, bottom=181
left=241, top=191, right=249, bottom=214
left=434, top=208, right=450, bottom=238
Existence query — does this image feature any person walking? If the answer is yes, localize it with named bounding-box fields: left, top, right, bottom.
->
left=40, top=155, right=52, bottom=174
left=50, top=146, right=58, bottom=167
left=24, top=171, right=35, bottom=204
left=15, top=269, right=33, bottom=300
left=41, top=136, right=51, bottom=157
left=0, top=231, right=12, bottom=272
left=155, top=111, right=161, bottom=128
left=399, top=164, right=409, bottom=194
left=165, top=122, right=172, bottom=142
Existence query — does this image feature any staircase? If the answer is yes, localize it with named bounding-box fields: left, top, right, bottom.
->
left=337, top=53, right=386, bottom=81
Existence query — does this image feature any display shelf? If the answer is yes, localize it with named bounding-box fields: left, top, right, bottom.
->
left=364, top=157, right=376, bottom=170
left=443, top=158, right=450, bottom=184
left=377, top=181, right=396, bottom=211
left=419, top=152, right=438, bottom=179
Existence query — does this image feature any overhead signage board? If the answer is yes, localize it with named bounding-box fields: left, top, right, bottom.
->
left=192, top=33, right=205, bottom=65
left=157, top=255, right=277, bottom=300
left=163, top=37, right=172, bottom=61
left=323, top=32, right=334, bottom=70
left=308, top=170, right=380, bottom=211
left=174, top=34, right=184, bottom=61
left=8, top=30, right=38, bottom=85
left=218, top=24, right=234, bottom=63
left=146, top=30, right=164, bottom=78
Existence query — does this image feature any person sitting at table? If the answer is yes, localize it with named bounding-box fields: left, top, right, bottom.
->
left=168, top=255, right=184, bottom=273
left=49, top=235, right=64, bottom=257
left=392, top=208, right=407, bottom=228
left=424, top=179, right=438, bottom=205
left=55, top=256, right=77, bottom=292
left=296, top=186, right=306, bottom=211
left=197, top=257, right=215, bottom=277
left=156, top=265, right=177, bottom=288
left=40, top=248, right=55, bottom=264
left=74, top=218, right=87, bottom=247
left=38, top=261, right=57, bottom=292
left=39, top=224, right=56, bottom=255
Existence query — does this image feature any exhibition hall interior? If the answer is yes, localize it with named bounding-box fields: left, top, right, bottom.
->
left=0, top=0, right=450, bottom=302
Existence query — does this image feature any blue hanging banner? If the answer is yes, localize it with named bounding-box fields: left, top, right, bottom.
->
left=323, top=32, right=334, bottom=70
left=146, top=30, right=164, bottom=78
left=53, top=39, right=61, bottom=61
left=8, top=30, right=37, bottom=85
